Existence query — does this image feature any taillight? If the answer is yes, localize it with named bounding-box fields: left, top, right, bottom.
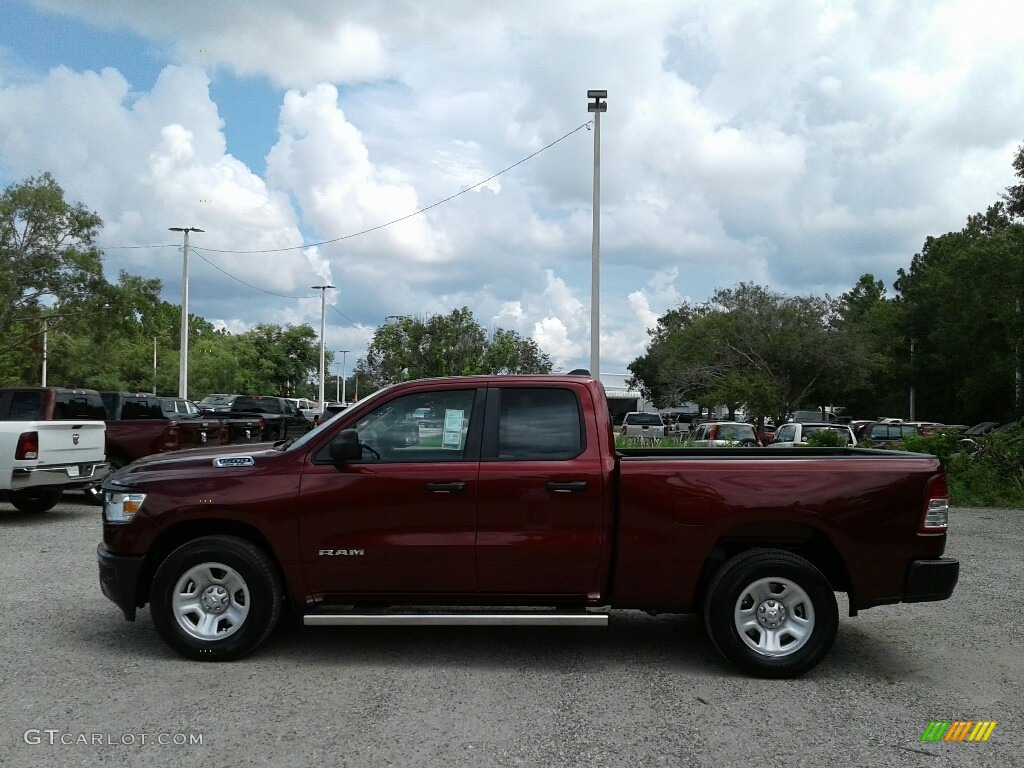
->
left=259, top=416, right=267, bottom=431
left=161, top=425, right=181, bottom=452
left=219, top=425, right=229, bottom=445
left=921, top=474, right=949, bottom=531
left=16, top=431, right=39, bottom=460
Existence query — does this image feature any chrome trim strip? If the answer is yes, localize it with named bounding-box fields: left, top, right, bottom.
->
left=304, top=613, right=609, bottom=627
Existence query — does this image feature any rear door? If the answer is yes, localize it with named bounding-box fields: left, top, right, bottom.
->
left=475, top=384, right=607, bottom=596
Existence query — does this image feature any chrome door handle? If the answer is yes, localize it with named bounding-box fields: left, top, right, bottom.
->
left=546, top=481, right=587, bottom=493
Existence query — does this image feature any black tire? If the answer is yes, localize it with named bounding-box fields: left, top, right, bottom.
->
left=150, top=536, right=283, bottom=661
left=85, top=455, right=127, bottom=505
left=739, top=439, right=759, bottom=447
left=704, top=549, right=838, bottom=678
left=10, top=487, right=63, bottom=513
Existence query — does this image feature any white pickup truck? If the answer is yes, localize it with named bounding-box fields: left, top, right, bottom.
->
left=0, top=420, right=109, bottom=512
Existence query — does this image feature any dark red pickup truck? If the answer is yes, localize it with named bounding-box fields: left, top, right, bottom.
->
left=97, top=375, right=958, bottom=678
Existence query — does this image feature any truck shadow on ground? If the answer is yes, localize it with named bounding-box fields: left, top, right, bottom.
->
left=78, top=605, right=927, bottom=684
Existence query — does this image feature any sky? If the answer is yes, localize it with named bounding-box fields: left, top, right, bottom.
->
left=1, top=0, right=1022, bottom=379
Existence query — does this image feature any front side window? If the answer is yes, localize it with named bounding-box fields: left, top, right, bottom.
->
left=352, top=389, right=477, bottom=462
left=496, top=388, right=583, bottom=460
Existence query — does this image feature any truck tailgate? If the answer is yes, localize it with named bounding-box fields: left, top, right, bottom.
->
left=31, top=421, right=107, bottom=464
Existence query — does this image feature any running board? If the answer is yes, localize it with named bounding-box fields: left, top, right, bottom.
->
left=304, top=612, right=609, bottom=627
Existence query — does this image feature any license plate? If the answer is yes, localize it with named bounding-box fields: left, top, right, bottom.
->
left=67, top=465, right=80, bottom=478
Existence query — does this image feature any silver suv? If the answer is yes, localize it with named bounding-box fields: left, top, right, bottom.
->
left=688, top=421, right=760, bottom=447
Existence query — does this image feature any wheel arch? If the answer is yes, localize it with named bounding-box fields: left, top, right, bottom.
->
left=138, top=519, right=292, bottom=611
left=693, top=521, right=853, bottom=613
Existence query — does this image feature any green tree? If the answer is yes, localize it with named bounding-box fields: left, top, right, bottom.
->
left=1004, top=143, right=1024, bottom=219
left=0, top=173, right=106, bottom=383
left=357, top=308, right=552, bottom=387
left=629, top=283, right=871, bottom=423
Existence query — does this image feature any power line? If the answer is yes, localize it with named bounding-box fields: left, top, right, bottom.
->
left=189, top=247, right=363, bottom=327
left=189, top=247, right=317, bottom=299
left=96, top=121, right=590, bottom=255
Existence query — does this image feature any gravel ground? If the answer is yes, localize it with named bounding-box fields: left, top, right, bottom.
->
left=0, top=499, right=1020, bottom=768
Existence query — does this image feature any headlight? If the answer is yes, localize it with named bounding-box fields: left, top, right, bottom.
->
left=104, top=491, right=146, bottom=523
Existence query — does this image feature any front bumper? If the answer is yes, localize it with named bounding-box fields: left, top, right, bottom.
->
left=903, top=557, right=960, bottom=602
left=12, top=462, right=109, bottom=490
left=97, top=543, right=145, bottom=621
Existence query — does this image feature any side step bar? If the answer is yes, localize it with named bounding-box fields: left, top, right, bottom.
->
left=304, top=612, right=609, bottom=627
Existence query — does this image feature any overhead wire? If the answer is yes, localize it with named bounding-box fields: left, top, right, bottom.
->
left=97, top=120, right=590, bottom=256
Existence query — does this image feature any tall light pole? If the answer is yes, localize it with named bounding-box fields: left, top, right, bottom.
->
left=42, top=316, right=49, bottom=387
left=312, top=284, right=335, bottom=406
left=588, top=89, right=607, bottom=380
left=337, top=350, right=350, bottom=403
left=169, top=226, right=204, bottom=399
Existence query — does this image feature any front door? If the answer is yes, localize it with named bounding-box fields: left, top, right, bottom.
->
left=299, top=387, right=484, bottom=600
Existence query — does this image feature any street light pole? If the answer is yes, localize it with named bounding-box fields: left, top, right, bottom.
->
left=588, top=89, right=607, bottom=381
left=169, top=227, right=204, bottom=399
left=42, top=317, right=49, bottom=387
left=312, top=285, right=335, bottom=407
left=337, top=350, right=350, bottom=403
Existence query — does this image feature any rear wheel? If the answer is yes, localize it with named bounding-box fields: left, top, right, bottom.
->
left=10, top=487, right=63, bottom=513
left=704, top=549, right=838, bottom=678
left=150, top=536, right=283, bottom=661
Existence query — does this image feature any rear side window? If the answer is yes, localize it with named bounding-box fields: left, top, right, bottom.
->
left=120, top=399, right=163, bottom=419
left=54, top=392, right=106, bottom=420
left=496, top=388, right=583, bottom=460
left=4, top=391, right=42, bottom=420
left=625, top=413, right=662, bottom=426
left=235, top=397, right=281, bottom=414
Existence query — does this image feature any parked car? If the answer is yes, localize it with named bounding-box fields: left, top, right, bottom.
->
left=862, top=422, right=922, bottom=448
left=688, top=421, right=761, bottom=447
left=619, top=411, right=667, bottom=442
left=963, top=421, right=1001, bottom=437
left=768, top=423, right=857, bottom=448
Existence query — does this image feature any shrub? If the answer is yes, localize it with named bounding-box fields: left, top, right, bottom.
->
left=804, top=429, right=843, bottom=447
left=900, top=425, right=1024, bottom=507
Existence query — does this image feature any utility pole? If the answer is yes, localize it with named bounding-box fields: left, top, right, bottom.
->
left=169, top=227, right=204, bottom=399
left=312, top=285, right=335, bottom=407
left=588, top=89, right=607, bottom=380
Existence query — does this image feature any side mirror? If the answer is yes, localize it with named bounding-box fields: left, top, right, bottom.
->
left=329, top=429, right=362, bottom=462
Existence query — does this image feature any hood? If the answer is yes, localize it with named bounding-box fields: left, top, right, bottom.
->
left=116, top=443, right=279, bottom=475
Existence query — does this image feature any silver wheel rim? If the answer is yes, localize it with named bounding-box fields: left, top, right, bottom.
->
left=734, top=576, right=815, bottom=657
left=171, top=561, right=250, bottom=641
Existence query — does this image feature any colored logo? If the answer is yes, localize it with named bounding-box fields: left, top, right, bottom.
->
left=921, top=721, right=997, bottom=742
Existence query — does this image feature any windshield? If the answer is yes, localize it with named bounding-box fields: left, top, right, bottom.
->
left=276, top=385, right=392, bottom=453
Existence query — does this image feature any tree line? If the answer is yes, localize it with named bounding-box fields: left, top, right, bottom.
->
left=629, top=144, right=1024, bottom=427
left=0, top=173, right=551, bottom=399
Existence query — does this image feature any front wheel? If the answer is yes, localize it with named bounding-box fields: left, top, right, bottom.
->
left=150, top=536, right=283, bottom=661
left=704, top=549, right=838, bottom=678
left=10, top=487, right=63, bottom=513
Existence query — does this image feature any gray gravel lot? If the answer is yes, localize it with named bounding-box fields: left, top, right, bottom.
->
left=0, top=498, right=1021, bottom=768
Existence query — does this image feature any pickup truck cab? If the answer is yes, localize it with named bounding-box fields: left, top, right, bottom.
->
left=97, top=375, right=958, bottom=678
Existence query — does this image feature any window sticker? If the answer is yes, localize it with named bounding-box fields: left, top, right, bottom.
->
left=442, top=409, right=466, bottom=449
